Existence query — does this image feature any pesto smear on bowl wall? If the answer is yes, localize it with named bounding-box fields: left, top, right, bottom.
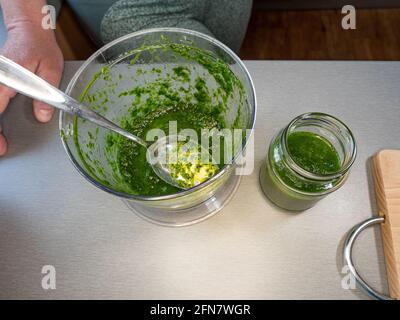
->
left=73, top=37, right=246, bottom=196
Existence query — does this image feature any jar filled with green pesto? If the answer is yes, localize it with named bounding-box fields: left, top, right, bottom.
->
left=260, top=112, right=357, bottom=211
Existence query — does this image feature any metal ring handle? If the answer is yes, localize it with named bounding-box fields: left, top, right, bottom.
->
left=343, top=216, right=393, bottom=300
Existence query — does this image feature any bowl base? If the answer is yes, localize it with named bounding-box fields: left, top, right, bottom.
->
left=123, top=172, right=242, bottom=227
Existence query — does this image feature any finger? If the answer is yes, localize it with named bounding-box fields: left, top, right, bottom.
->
left=32, top=65, right=62, bottom=123
left=0, top=133, right=7, bottom=156
left=0, top=85, right=17, bottom=114
left=33, top=101, right=55, bottom=123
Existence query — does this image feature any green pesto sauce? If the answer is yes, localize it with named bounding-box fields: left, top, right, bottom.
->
left=269, top=131, right=342, bottom=195
left=73, top=37, right=245, bottom=196
left=110, top=102, right=224, bottom=195
left=260, top=131, right=343, bottom=211
left=287, top=131, right=341, bottom=175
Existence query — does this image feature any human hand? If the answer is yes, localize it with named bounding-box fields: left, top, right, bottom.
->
left=0, top=22, right=64, bottom=156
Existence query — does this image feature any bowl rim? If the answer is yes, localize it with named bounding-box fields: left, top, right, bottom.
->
left=59, top=27, right=257, bottom=201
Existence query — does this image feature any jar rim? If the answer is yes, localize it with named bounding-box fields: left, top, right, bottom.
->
left=281, top=112, right=357, bottom=181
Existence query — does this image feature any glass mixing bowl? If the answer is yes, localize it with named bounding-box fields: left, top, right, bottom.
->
left=60, top=28, right=256, bottom=226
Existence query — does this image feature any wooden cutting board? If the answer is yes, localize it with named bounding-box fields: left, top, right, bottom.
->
left=372, top=150, right=400, bottom=299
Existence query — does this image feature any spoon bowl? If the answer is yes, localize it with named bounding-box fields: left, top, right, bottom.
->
left=147, top=135, right=217, bottom=189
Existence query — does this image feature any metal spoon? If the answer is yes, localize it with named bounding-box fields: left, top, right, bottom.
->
left=0, top=55, right=191, bottom=189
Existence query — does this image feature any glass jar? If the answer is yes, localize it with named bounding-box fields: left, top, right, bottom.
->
left=260, top=112, right=357, bottom=211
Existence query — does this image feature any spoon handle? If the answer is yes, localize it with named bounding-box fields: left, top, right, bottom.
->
left=0, top=55, right=148, bottom=148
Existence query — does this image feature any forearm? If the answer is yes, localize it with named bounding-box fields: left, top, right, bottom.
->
left=0, top=0, right=48, bottom=30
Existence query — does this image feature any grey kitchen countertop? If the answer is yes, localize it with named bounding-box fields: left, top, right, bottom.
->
left=1, top=61, right=399, bottom=300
